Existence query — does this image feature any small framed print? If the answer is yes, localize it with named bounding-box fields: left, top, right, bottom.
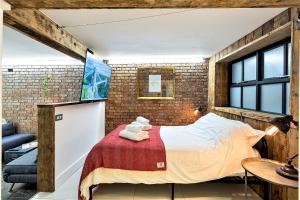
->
left=137, top=67, right=175, bottom=100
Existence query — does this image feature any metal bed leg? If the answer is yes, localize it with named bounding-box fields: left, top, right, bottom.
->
left=171, top=183, right=174, bottom=200
left=89, top=186, right=93, bottom=200
left=9, top=183, right=15, bottom=192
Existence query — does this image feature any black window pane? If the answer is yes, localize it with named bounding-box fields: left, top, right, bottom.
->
left=230, top=40, right=290, bottom=115
left=244, top=56, right=257, bottom=81
left=260, top=84, right=283, bottom=113
left=230, top=87, right=241, bottom=108
left=243, top=86, right=256, bottom=109
left=231, top=61, right=242, bottom=83
left=263, top=46, right=284, bottom=79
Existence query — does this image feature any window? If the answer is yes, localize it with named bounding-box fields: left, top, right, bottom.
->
left=229, top=39, right=290, bottom=114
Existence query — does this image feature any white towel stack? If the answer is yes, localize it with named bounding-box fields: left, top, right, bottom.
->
left=119, top=116, right=152, bottom=141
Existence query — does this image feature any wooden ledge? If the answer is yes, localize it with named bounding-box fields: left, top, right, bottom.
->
left=213, top=107, right=283, bottom=122
left=216, top=22, right=291, bottom=63
left=38, top=99, right=107, bottom=107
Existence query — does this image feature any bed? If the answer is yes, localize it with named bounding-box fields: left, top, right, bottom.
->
left=79, top=113, right=267, bottom=200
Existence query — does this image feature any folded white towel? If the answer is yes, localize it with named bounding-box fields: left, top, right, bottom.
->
left=125, top=124, right=143, bottom=132
left=119, top=130, right=149, bottom=141
left=131, top=121, right=152, bottom=131
left=136, top=116, right=150, bottom=125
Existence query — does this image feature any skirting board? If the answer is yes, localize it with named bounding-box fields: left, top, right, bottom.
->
left=55, top=152, right=88, bottom=189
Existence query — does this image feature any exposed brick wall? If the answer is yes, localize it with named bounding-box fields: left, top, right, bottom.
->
left=2, top=61, right=209, bottom=135
left=106, top=62, right=208, bottom=133
left=2, top=65, right=84, bottom=134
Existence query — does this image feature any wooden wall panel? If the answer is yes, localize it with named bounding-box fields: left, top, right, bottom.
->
left=290, top=7, right=299, bottom=122
left=207, top=56, right=216, bottom=111
left=5, top=0, right=300, bottom=9
left=217, top=9, right=291, bottom=61
left=37, top=106, right=55, bottom=192
left=287, top=7, right=299, bottom=200
left=214, top=62, right=228, bottom=107
left=4, top=9, right=87, bottom=61
left=208, top=7, right=298, bottom=200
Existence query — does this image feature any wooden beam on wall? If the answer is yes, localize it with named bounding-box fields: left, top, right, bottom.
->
left=207, top=8, right=298, bottom=199
left=5, top=0, right=300, bottom=9
left=37, top=106, right=55, bottom=192
left=217, top=9, right=291, bottom=62
left=216, top=22, right=291, bottom=63
left=207, top=56, right=216, bottom=111
left=287, top=7, right=299, bottom=200
left=290, top=7, right=299, bottom=122
left=4, top=9, right=87, bottom=61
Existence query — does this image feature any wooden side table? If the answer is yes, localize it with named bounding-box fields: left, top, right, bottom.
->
left=242, top=158, right=298, bottom=200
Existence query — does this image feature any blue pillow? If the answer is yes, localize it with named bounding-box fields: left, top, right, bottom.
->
left=2, top=122, right=15, bottom=137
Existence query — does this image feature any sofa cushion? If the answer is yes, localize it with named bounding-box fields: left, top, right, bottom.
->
left=2, top=134, right=35, bottom=152
left=3, top=149, right=37, bottom=183
left=4, top=174, right=37, bottom=184
left=2, top=122, right=15, bottom=137
left=3, top=149, right=37, bottom=175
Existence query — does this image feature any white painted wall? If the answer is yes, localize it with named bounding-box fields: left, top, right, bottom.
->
left=54, top=102, right=105, bottom=189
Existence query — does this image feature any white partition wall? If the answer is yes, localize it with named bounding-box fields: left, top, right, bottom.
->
left=54, top=102, right=105, bottom=188
left=37, top=101, right=105, bottom=192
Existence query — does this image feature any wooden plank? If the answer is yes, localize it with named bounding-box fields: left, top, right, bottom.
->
left=290, top=7, right=299, bottom=122
left=37, top=106, right=55, bottom=192
left=207, top=56, right=216, bottom=110
left=216, top=22, right=291, bottom=63
left=5, top=0, right=300, bottom=9
left=38, top=99, right=106, bottom=108
left=4, top=9, right=87, bottom=61
left=217, top=9, right=290, bottom=60
left=287, top=7, right=299, bottom=200
left=207, top=8, right=296, bottom=199
left=214, top=62, right=228, bottom=107
left=213, top=106, right=282, bottom=122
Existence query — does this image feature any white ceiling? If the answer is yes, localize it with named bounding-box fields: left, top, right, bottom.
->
left=3, top=26, right=81, bottom=65
left=42, top=8, right=286, bottom=61
left=3, top=8, right=286, bottom=64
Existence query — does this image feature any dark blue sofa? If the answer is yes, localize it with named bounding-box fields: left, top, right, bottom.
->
left=2, top=122, right=36, bottom=153
left=3, top=149, right=37, bottom=191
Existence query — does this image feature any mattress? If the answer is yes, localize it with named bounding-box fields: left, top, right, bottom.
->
left=84, top=125, right=260, bottom=185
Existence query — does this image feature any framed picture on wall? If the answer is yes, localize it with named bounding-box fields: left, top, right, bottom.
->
left=137, top=67, right=175, bottom=99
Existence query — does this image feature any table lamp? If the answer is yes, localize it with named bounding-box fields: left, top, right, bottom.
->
left=194, top=106, right=202, bottom=116
left=268, top=115, right=298, bottom=180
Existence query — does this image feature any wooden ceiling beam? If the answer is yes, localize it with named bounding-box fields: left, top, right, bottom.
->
left=5, top=0, right=300, bottom=9
left=4, top=9, right=87, bottom=61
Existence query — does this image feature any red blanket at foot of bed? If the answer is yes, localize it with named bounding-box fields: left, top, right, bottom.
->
left=78, top=124, right=166, bottom=200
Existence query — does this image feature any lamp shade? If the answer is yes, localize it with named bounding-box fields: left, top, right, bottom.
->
left=268, top=115, right=293, bottom=133
left=194, top=106, right=203, bottom=115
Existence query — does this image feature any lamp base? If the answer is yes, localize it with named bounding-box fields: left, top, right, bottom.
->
left=276, top=164, right=298, bottom=180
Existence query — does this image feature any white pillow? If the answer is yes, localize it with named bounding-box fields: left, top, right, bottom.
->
left=193, top=112, right=265, bottom=146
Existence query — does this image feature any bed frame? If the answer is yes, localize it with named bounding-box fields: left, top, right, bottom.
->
left=89, top=137, right=268, bottom=200
left=169, top=138, right=269, bottom=200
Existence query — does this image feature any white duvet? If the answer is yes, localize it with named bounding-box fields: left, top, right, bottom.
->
left=80, top=113, right=262, bottom=198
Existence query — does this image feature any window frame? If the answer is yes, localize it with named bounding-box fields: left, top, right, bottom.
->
left=229, top=38, right=291, bottom=115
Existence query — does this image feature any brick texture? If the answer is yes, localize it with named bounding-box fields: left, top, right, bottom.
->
left=2, top=65, right=84, bottom=134
left=2, top=61, right=209, bottom=135
left=106, top=62, right=208, bottom=133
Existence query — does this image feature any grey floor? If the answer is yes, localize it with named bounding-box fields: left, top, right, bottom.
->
left=2, top=166, right=261, bottom=200
left=1, top=180, right=36, bottom=200
left=31, top=167, right=262, bottom=200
